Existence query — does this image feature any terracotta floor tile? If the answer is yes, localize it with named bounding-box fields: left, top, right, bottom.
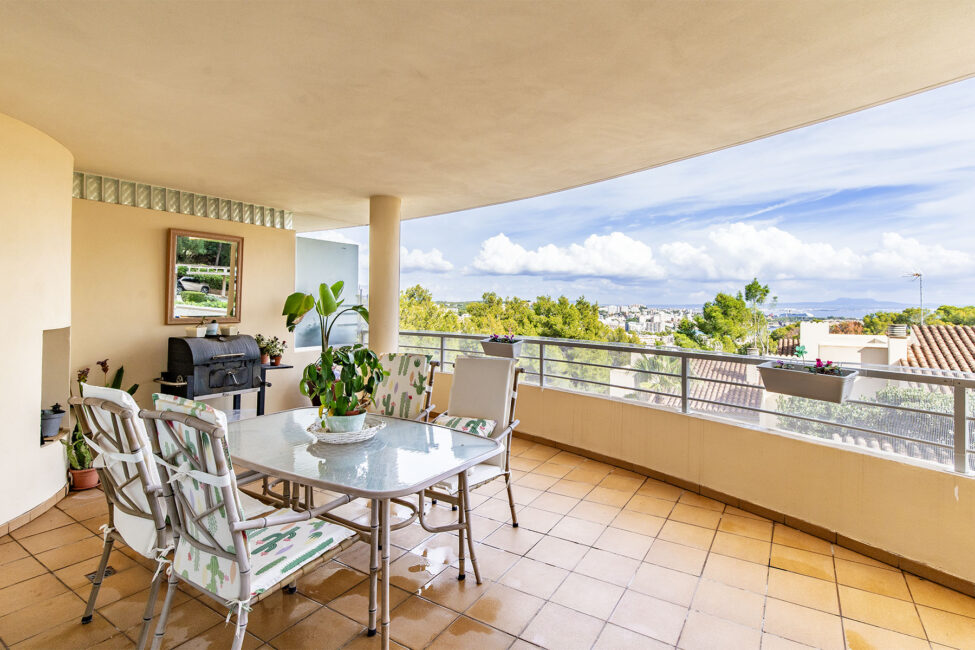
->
left=626, top=494, right=676, bottom=517
left=510, top=486, right=543, bottom=506
left=412, top=532, right=462, bottom=569
left=128, top=598, right=223, bottom=649
left=172, top=623, right=263, bottom=649
left=832, top=545, right=894, bottom=570
left=524, top=535, right=588, bottom=570
left=711, top=531, right=771, bottom=565
left=387, top=550, right=448, bottom=592
left=387, top=595, right=457, bottom=648
left=766, top=567, right=838, bottom=614
left=509, top=457, right=541, bottom=472
left=547, top=479, right=593, bottom=499
left=691, top=578, right=765, bottom=629
left=14, top=612, right=118, bottom=650
left=466, top=583, right=544, bottom=636
left=772, top=525, right=832, bottom=555
left=551, top=572, right=623, bottom=619
left=763, top=598, right=844, bottom=650
left=88, top=633, right=138, bottom=649
left=584, top=486, right=633, bottom=508
left=610, top=509, right=665, bottom=537
left=574, top=547, right=640, bottom=587
left=476, top=497, right=522, bottom=522
left=594, top=622, right=672, bottom=650
left=509, top=505, right=562, bottom=534
left=389, top=522, right=435, bottom=550
left=533, top=462, right=573, bottom=479
left=645, top=539, right=708, bottom=575
left=0, top=556, right=46, bottom=589
left=9, top=509, right=75, bottom=539
left=657, top=520, right=716, bottom=551
left=760, top=632, right=817, bottom=649
left=298, top=560, right=367, bottom=604
left=917, top=604, right=975, bottom=649
left=637, top=479, right=684, bottom=501
left=34, top=536, right=106, bottom=571
left=521, top=601, right=605, bottom=650
left=472, top=480, right=506, bottom=498
left=598, top=471, right=644, bottom=492
left=629, top=561, right=699, bottom=606
left=450, top=542, right=519, bottom=581
left=519, top=444, right=559, bottom=462
left=59, top=497, right=109, bottom=522
left=769, top=544, right=835, bottom=581
left=428, top=615, right=514, bottom=649
left=416, top=568, right=490, bottom=612
left=240, top=590, right=322, bottom=641
left=679, top=610, right=762, bottom=650
left=0, top=573, right=68, bottom=617
left=905, top=573, right=975, bottom=618
left=701, top=553, right=768, bottom=594
left=718, top=514, right=773, bottom=541
left=340, top=629, right=409, bottom=650
left=834, top=558, right=910, bottom=600
left=326, top=580, right=411, bottom=626
left=270, top=605, right=362, bottom=649
left=842, top=618, right=930, bottom=650
left=837, top=585, right=925, bottom=638
left=593, top=526, right=654, bottom=560
left=498, top=556, right=569, bottom=599
left=482, top=524, right=544, bottom=555
left=529, top=492, right=580, bottom=514
left=464, top=513, right=503, bottom=542
left=609, top=589, right=689, bottom=645
left=18, top=523, right=93, bottom=555
left=99, top=584, right=191, bottom=631
left=677, top=492, right=724, bottom=512
left=0, top=540, right=29, bottom=566
left=549, top=450, right=586, bottom=466
left=567, top=500, right=620, bottom=525
left=670, top=503, right=722, bottom=529
left=563, top=467, right=610, bottom=485
left=74, top=565, right=156, bottom=608
left=548, top=515, right=605, bottom=545
left=54, top=551, right=139, bottom=590
left=0, top=590, right=85, bottom=645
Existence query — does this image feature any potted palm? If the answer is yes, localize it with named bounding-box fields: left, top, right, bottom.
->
left=283, top=280, right=384, bottom=432
left=481, top=331, right=523, bottom=359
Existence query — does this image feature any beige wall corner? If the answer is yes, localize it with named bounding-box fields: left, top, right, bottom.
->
left=0, top=112, right=73, bottom=526
left=368, top=195, right=401, bottom=354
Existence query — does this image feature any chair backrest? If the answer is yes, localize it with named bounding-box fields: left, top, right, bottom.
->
left=448, top=356, right=517, bottom=467
left=144, top=394, right=251, bottom=604
left=368, top=352, right=435, bottom=420
left=74, top=384, right=166, bottom=558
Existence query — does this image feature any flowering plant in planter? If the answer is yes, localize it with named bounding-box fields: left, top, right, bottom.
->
left=487, top=332, right=519, bottom=344
left=772, top=358, right=844, bottom=375
left=481, top=331, right=523, bottom=358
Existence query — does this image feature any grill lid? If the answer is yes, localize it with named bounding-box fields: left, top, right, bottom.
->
left=167, top=335, right=260, bottom=370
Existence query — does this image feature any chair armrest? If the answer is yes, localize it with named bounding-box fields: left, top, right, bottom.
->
left=494, top=419, right=520, bottom=440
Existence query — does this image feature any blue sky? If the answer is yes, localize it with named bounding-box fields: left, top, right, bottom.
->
left=305, top=77, right=975, bottom=307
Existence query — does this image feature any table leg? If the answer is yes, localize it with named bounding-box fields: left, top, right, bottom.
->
left=257, top=368, right=268, bottom=416
left=460, top=471, right=482, bottom=584
left=457, top=477, right=466, bottom=580
left=368, top=499, right=379, bottom=636
left=380, top=499, right=391, bottom=650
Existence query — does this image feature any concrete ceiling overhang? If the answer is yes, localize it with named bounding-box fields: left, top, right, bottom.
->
left=1, top=1, right=974, bottom=231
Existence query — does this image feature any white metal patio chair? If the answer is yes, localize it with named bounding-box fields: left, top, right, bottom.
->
left=142, top=394, right=359, bottom=650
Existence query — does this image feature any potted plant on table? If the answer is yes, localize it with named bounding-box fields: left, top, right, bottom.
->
left=283, top=280, right=385, bottom=432
left=757, top=346, right=858, bottom=404
left=481, top=331, right=523, bottom=359
left=255, top=334, right=273, bottom=364
left=268, top=336, right=287, bottom=366
left=185, top=317, right=207, bottom=338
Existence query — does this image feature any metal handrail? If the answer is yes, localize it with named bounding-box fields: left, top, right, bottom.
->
left=400, top=329, right=974, bottom=474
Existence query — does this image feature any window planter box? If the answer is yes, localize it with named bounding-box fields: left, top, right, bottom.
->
left=757, top=361, right=858, bottom=404
left=480, top=338, right=523, bottom=359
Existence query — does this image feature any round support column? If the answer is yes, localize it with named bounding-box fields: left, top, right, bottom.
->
left=368, top=195, right=401, bottom=354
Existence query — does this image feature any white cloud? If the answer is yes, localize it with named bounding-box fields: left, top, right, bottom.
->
left=400, top=246, right=453, bottom=272
left=471, top=232, right=665, bottom=280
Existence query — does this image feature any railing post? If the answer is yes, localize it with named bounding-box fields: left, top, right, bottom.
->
left=681, top=356, right=689, bottom=414
left=539, top=343, right=546, bottom=388
left=439, top=334, right=446, bottom=367
left=954, top=385, right=968, bottom=473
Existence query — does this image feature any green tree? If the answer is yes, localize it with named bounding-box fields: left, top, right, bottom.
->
left=694, top=292, right=751, bottom=353
left=743, top=278, right=773, bottom=352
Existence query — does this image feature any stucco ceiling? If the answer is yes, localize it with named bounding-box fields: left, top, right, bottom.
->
left=1, top=1, right=974, bottom=231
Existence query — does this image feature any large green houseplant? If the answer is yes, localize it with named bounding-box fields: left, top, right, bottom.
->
left=283, top=281, right=385, bottom=432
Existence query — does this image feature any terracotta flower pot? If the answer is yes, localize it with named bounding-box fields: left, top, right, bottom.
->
left=272, top=355, right=283, bottom=366
left=261, top=353, right=270, bottom=365
left=69, top=468, right=100, bottom=491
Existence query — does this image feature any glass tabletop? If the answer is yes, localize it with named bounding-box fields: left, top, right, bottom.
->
left=227, top=408, right=503, bottom=499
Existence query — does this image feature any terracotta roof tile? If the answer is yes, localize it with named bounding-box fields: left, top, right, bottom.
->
left=901, top=325, right=975, bottom=372
left=776, top=336, right=798, bottom=357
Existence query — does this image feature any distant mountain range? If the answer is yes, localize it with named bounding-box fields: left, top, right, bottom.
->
left=654, top=297, right=913, bottom=319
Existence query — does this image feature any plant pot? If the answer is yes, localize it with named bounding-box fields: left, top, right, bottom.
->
left=324, top=412, right=367, bottom=432
left=272, top=355, right=283, bottom=366
left=757, top=361, right=858, bottom=403
left=40, top=410, right=65, bottom=440
left=185, top=326, right=206, bottom=337
left=220, top=325, right=239, bottom=336
left=69, top=468, right=100, bottom=491
left=261, top=353, right=271, bottom=365
left=480, top=339, right=523, bottom=359
left=206, top=322, right=220, bottom=336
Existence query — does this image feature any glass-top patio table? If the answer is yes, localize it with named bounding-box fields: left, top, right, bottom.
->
left=227, top=408, right=503, bottom=649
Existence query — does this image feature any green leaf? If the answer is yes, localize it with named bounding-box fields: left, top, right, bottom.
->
left=353, top=305, right=369, bottom=324
left=318, top=283, right=338, bottom=316
left=110, top=367, right=124, bottom=390
left=127, top=383, right=139, bottom=396
left=330, top=281, right=344, bottom=300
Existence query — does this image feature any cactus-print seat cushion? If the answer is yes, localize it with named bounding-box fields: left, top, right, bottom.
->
left=433, top=413, right=496, bottom=437
left=368, top=353, right=430, bottom=420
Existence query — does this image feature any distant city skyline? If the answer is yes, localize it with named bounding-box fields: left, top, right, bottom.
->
left=304, top=77, right=975, bottom=307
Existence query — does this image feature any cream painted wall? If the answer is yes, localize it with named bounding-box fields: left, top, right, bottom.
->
left=433, top=373, right=975, bottom=583
left=0, top=113, right=73, bottom=525
left=71, top=199, right=317, bottom=415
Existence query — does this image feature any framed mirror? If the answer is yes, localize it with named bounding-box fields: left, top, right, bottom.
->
left=166, top=229, right=243, bottom=324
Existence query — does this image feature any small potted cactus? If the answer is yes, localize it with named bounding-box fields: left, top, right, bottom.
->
left=61, top=423, right=99, bottom=490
